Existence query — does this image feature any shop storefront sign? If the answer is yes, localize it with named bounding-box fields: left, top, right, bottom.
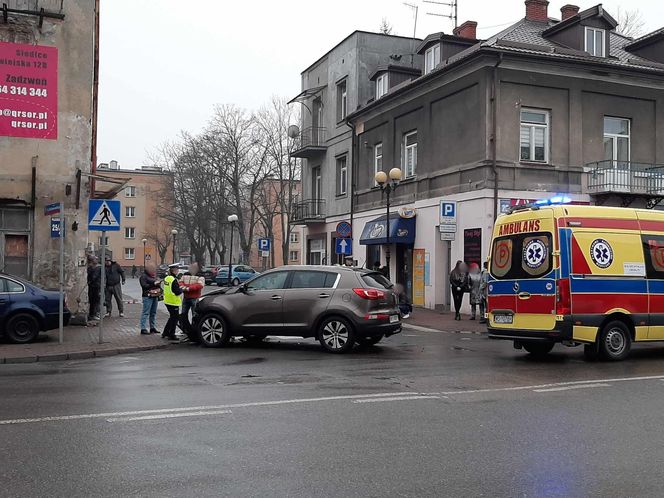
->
left=463, top=228, right=482, bottom=267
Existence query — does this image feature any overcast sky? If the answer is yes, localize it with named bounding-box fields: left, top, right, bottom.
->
left=97, top=0, right=662, bottom=168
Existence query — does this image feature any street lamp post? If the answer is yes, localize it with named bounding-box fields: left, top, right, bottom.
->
left=374, top=167, right=402, bottom=280
left=171, top=229, right=178, bottom=264
left=227, top=214, right=238, bottom=285
left=141, top=238, right=147, bottom=271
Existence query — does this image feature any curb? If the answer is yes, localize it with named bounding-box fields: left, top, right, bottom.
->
left=0, top=343, right=169, bottom=365
left=403, top=323, right=487, bottom=335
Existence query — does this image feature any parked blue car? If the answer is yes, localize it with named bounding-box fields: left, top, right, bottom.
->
left=0, top=273, right=71, bottom=343
left=215, top=265, right=259, bottom=286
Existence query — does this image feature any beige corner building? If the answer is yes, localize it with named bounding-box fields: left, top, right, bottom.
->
left=96, top=162, right=175, bottom=270
left=0, top=1, right=98, bottom=314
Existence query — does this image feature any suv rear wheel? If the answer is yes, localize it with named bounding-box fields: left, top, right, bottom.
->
left=318, top=316, right=355, bottom=354
left=199, top=314, right=230, bottom=348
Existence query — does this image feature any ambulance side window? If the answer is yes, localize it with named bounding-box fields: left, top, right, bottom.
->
left=642, top=235, right=664, bottom=279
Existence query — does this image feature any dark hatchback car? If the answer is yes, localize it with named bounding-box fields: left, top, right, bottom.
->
left=194, top=265, right=401, bottom=353
left=0, top=273, right=71, bottom=343
left=201, top=266, right=218, bottom=285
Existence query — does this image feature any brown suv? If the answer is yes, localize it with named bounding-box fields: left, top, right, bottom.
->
left=193, top=265, right=401, bottom=353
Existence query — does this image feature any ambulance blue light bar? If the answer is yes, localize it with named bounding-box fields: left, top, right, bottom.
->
left=534, top=196, right=572, bottom=206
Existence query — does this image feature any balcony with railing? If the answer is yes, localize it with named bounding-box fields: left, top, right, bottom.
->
left=291, top=199, right=326, bottom=224
left=586, top=161, right=664, bottom=198
left=291, top=127, right=327, bottom=159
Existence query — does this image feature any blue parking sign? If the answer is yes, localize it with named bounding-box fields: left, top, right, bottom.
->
left=439, top=201, right=457, bottom=225
left=258, top=238, right=271, bottom=252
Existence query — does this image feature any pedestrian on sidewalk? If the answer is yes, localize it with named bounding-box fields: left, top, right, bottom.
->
left=162, top=263, right=187, bottom=341
left=450, top=261, right=468, bottom=321
left=131, top=264, right=137, bottom=279
left=87, top=255, right=101, bottom=321
left=479, top=261, right=489, bottom=324
left=139, top=262, right=162, bottom=335
left=179, top=262, right=204, bottom=343
left=104, top=257, right=126, bottom=317
left=468, top=263, right=482, bottom=320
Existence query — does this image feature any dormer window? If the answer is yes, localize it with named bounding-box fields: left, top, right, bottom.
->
left=424, top=44, right=441, bottom=74
left=585, top=27, right=605, bottom=57
left=376, top=73, right=388, bottom=99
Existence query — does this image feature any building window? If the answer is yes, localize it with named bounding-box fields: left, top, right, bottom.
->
left=374, top=143, right=383, bottom=185
left=125, top=206, right=135, bottom=218
left=337, top=79, right=347, bottom=121
left=403, top=131, right=418, bottom=177
left=289, top=250, right=299, bottom=261
left=125, top=186, right=136, bottom=197
left=125, top=227, right=135, bottom=239
left=290, top=232, right=299, bottom=244
left=336, top=155, right=348, bottom=196
left=424, top=44, right=441, bottom=74
left=124, top=248, right=135, bottom=260
left=603, top=117, right=630, bottom=167
left=376, top=73, right=388, bottom=99
left=520, top=109, right=550, bottom=163
left=585, top=27, right=605, bottom=57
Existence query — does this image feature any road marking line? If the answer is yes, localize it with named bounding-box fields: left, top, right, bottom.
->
left=353, top=395, right=440, bottom=403
left=107, top=410, right=232, bottom=422
left=403, top=324, right=478, bottom=334
left=3, top=374, right=664, bottom=426
left=533, top=383, right=610, bottom=393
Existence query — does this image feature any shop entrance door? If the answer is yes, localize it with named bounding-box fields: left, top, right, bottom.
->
left=396, top=246, right=413, bottom=303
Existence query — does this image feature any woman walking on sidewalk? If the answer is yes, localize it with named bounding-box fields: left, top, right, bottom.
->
left=467, top=263, right=482, bottom=320
left=162, top=263, right=187, bottom=341
left=139, top=262, right=162, bottom=335
left=450, top=261, right=468, bottom=321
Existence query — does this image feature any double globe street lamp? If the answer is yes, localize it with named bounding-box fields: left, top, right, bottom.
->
left=171, top=229, right=178, bottom=264
left=141, top=238, right=148, bottom=270
left=227, top=214, right=238, bottom=285
left=374, top=167, right=402, bottom=280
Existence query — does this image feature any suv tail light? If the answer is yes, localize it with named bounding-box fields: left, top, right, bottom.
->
left=556, top=278, right=570, bottom=315
left=353, top=288, right=385, bottom=300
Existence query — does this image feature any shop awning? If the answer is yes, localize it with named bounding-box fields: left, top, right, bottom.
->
left=359, top=214, right=416, bottom=246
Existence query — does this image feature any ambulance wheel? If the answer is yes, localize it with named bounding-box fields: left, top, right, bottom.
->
left=598, top=321, right=631, bottom=361
left=522, top=341, right=554, bottom=357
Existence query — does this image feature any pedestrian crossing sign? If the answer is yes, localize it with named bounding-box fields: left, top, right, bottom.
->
left=88, top=199, right=121, bottom=231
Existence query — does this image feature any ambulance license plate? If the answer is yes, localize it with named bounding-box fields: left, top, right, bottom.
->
left=494, top=314, right=513, bottom=324
left=390, top=315, right=399, bottom=323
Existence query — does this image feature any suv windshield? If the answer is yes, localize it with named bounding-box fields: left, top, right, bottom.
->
left=361, top=271, right=393, bottom=289
left=491, top=232, right=552, bottom=280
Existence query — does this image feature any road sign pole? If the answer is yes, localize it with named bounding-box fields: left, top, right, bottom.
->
left=99, top=230, right=106, bottom=344
left=58, top=203, right=64, bottom=345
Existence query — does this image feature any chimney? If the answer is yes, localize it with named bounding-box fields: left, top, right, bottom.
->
left=560, top=4, right=579, bottom=21
left=525, top=0, right=549, bottom=22
left=453, top=20, right=478, bottom=40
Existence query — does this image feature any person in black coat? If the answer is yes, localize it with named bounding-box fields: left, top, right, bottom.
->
left=450, top=260, right=469, bottom=320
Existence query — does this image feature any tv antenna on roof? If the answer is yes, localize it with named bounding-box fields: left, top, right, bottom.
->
left=403, top=2, right=419, bottom=66
left=424, top=0, right=458, bottom=29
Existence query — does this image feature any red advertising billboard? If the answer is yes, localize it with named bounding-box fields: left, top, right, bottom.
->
left=0, top=41, right=57, bottom=140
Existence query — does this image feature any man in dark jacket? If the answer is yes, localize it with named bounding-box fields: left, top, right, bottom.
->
left=104, top=257, right=126, bottom=317
left=87, top=255, right=101, bottom=321
left=139, top=262, right=162, bottom=335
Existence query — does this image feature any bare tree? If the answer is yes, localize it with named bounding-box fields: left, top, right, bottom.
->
left=379, top=18, right=393, bottom=35
left=615, top=7, right=646, bottom=38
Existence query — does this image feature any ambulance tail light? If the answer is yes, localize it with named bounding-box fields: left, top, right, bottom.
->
left=556, top=278, right=571, bottom=315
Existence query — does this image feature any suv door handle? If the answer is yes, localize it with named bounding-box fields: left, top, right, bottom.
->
left=318, top=293, right=331, bottom=298
left=270, top=295, right=283, bottom=300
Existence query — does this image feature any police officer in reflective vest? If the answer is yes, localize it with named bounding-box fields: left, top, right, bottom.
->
left=162, top=263, right=187, bottom=340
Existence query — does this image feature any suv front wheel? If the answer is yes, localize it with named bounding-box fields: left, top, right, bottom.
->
left=318, top=316, right=355, bottom=354
left=199, top=314, right=231, bottom=348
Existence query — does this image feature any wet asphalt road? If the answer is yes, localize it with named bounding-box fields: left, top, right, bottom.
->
left=3, top=327, right=664, bottom=497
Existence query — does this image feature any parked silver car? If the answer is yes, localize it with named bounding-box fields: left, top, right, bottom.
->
left=193, top=265, right=402, bottom=353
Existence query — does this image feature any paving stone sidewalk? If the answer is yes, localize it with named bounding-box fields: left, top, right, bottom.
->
left=0, top=293, right=169, bottom=364
left=406, top=307, right=488, bottom=335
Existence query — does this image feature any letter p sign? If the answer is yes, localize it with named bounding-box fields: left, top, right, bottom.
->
left=439, top=201, right=457, bottom=225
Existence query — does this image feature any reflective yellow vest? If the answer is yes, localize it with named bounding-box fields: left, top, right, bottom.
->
left=163, top=275, right=182, bottom=306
